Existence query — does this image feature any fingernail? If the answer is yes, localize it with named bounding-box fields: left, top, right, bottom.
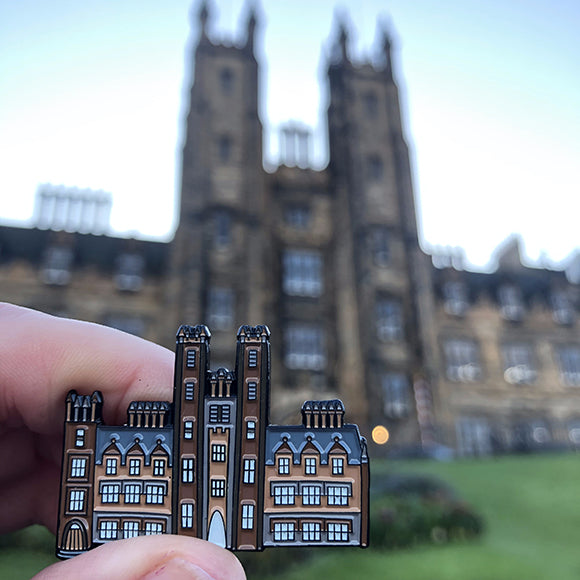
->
left=141, top=557, right=217, bottom=580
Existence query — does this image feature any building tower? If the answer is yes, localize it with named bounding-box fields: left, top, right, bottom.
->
left=202, top=367, right=237, bottom=548
left=326, top=21, right=434, bottom=441
left=233, top=324, right=271, bottom=550
left=168, top=1, right=269, bottom=365
left=56, top=391, right=102, bottom=558
left=172, top=324, right=211, bottom=537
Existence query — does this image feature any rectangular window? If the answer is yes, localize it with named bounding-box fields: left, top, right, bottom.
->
left=75, top=428, right=85, bottom=448
left=285, top=324, right=326, bottom=370
left=282, top=249, right=323, bottom=297
left=502, top=343, right=536, bottom=384
left=209, top=405, right=230, bottom=424
left=248, top=349, right=258, bottom=368
left=153, top=459, right=165, bottom=476
left=243, top=458, right=256, bottom=484
left=444, top=338, right=481, bottom=382
left=246, top=420, right=256, bottom=440
left=208, top=287, right=234, bottom=331
left=218, top=135, right=232, bottom=164
left=68, top=489, right=85, bottom=512
left=106, top=457, right=117, bottom=475
left=327, top=486, right=349, bottom=506
left=209, top=405, right=219, bottom=423
left=186, top=349, right=196, bottom=368
left=185, top=381, right=195, bottom=401
left=302, top=522, right=321, bottom=542
left=181, top=503, right=194, bottom=529
left=382, top=373, right=411, bottom=418
left=211, top=479, right=226, bottom=497
left=552, top=290, right=574, bottom=325
left=456, top=417, right=491, bottom=457
left=219, top=67, right=234, bottom=95
left=332, top=457, right=344, bottom=475
left=129, top=458, right=141, bottom=476
left=101, top=484, right=120, bottom=504
left=124, top=484, right=141, bottom=504
left=241, top=504, right=254, bottom=530
left=278, top=456, right=290, bottom=475
left=70, top=457, right=87, bottom=478
left=182, top=458, right=194, bottom=483
left=370, top=227, right=389, bottom=267
left=247, top=381, right=257, bottom=400
left=556, top=346, right=580, bottom=386
left=273, top=486, right=295, bottom=505
left=99, top=520, right=118, bottom=540
left=212, top=444, right=226, bottom=462
left=327, top=522, right=349, bottom=542
left=284, top=205, right=310, bottom=230
left=302, top=485, right=321, bottom=505
left=214, top=210, right=231, bottom=247
left=184, top=420, right=194, bottom=439
left=304, top=457, right=316, bottom=475
left=443, top=281, right=468, bottom=316
left=367, top=155, right=383, bottom=181
left=114, top=253, right=144, bottom=292
left=41, top=246, right=72, bottom=286
left=499, top=284, right=524, bottom=321
left=145, top=485, right=165, bottom=505
left=144, top=522, right=163, bottom=535
left=123, top=521, right=139, bottom=539
left=273, top=522, right=295, bottom=542
left=376, top=298, right=403, bottom=341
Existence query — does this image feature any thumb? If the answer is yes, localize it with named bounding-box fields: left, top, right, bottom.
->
left=32, top=535, right=246, bottom=580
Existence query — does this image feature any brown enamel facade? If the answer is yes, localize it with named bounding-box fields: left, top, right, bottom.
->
left=56, top=325, right=369, bottom=558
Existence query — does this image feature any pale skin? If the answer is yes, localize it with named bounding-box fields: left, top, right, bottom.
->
left=0, top=303, right=246, bottom=580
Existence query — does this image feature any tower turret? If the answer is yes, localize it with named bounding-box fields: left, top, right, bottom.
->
left=233, top=324, right=270, bottom=550
left=172, top=324, right=211, bottom=537
left=56, top=391, right=102, bottom=558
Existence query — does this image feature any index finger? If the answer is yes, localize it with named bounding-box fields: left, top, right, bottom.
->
left=0, top=303, right=174, bottom=434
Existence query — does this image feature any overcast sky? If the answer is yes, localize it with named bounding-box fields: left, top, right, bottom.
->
left=1, top=0, right=578, bottom=270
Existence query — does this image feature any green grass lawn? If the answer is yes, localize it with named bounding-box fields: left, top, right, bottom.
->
left=268, top=454, right=580, bottom=580
left=2, top=454, right=580, bottom=579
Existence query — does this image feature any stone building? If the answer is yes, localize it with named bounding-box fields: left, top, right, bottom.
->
left=2, top=2, right=580, bottom=456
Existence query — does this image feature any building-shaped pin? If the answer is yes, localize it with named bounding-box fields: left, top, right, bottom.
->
left=56, top=325, right=369, bottom=557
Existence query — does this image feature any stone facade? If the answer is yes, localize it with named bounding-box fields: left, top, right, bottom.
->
left=1, top=2, right=579, bottom=456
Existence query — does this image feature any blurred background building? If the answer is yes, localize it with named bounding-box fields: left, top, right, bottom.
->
left=1, top=1, right=579, bottom=457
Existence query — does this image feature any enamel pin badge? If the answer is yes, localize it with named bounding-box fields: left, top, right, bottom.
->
left=56, top=325, right=369, bottom=557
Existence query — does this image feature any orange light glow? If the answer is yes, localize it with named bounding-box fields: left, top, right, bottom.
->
left=372, top=425, right=390, bottom=445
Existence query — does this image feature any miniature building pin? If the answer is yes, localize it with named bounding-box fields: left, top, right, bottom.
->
left=56, top=325, right=369, bottom=557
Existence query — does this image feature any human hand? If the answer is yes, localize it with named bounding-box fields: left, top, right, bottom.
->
left=0, top=303, right=246, bottom=580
